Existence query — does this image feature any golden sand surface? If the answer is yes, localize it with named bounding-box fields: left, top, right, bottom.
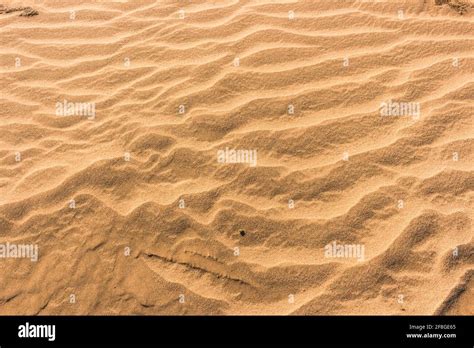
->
left=0, top=0, right=472, bottom=314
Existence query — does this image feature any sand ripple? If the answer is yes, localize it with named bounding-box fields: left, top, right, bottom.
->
left=0, top=0, right=472, bottom=314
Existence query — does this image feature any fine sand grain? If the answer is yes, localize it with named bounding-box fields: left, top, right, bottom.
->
left=0, top=0, right=472, bottom=315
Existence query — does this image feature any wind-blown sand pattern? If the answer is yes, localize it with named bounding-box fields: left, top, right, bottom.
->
left=0, top=0, right=473, bottom=315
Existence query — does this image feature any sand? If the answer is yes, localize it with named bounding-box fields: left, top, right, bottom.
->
left=0, top=0, right=472, bottom=315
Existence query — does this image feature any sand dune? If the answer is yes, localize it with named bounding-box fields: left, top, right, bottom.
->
left=0, top=0, right=472, bottom=315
